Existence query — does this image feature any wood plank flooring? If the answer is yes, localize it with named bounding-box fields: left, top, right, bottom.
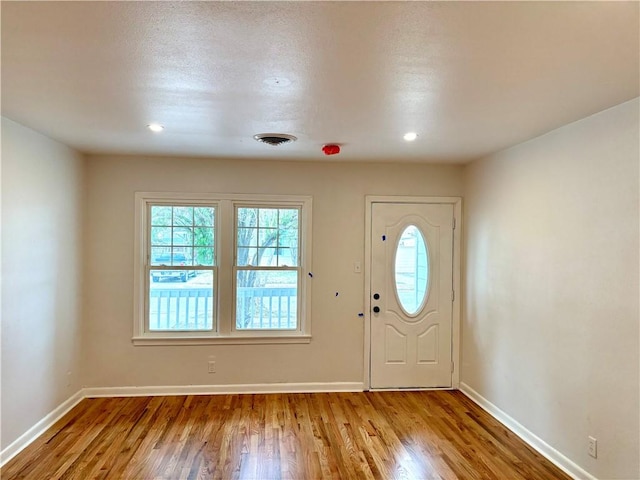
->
left=1, top=391, right=570, bottom=480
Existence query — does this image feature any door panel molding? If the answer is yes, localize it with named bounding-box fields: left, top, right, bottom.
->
left=364, top=196, right=462, bottom=390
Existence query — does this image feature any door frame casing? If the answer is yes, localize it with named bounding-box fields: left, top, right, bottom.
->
left=364, top=196, right=462, bottom=391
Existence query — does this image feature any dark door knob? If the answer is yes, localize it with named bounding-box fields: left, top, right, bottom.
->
left=373, top=306, right=380, bottom=313
left=373, top=293, right=380, bottom=300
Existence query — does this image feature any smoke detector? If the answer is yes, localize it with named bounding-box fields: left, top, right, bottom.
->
left=253, top=133, right=297, bottom=146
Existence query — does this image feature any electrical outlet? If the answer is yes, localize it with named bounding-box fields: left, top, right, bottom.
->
left=588, top=436, right=597, bottom=458
left=208, top=361, right=216, bottom=373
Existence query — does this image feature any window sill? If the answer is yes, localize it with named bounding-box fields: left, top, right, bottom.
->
left=132, top=335, right=312, bottom=346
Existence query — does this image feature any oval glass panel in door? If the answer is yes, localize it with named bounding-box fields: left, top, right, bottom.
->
left=394, top=225, right=429, bottom=316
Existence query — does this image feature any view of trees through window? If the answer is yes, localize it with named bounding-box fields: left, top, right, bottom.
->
left=149, top=205, right=215, bottom=266
left=236, top=207, right=300, bottom=330
left=148, top=205, right=216, bottom=331
left=145, top=204, right=301, bottom=332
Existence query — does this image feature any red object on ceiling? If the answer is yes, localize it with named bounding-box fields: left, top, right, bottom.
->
left=322, top=144, right=340, bottom=155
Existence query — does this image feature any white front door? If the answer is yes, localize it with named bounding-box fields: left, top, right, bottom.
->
left=370, top=202, right=454, bottom=389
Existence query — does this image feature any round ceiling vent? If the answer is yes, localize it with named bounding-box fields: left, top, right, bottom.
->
left=253, top=133, right=297, bottom=146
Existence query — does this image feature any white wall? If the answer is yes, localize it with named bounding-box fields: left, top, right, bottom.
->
left=463, top=98, right=639, bottom=479
left=82, top=156, right=463, bottom=388
left=1, top=118, right=85, bottom=449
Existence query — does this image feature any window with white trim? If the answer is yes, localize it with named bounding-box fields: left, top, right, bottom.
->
left=133, top=193, right=312, bottom=345
left=235, top=206, right=301, bottom=330
left=148, top=203, right=217, bottom=332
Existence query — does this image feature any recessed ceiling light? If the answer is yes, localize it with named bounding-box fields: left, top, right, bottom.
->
left=403, top=132, right=418, bottom=142
left=147, top=123, right=164, bottom=133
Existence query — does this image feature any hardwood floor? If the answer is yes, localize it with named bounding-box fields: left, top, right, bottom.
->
left=1, top=391, right=570, bottom=480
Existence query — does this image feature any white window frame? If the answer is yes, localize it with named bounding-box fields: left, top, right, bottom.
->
left=133, top=192, right=312, bottom=345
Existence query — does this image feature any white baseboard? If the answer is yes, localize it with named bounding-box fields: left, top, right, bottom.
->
left=459, top=382, right=596, bottom=480
left=0, top=390, right=84, bottom=468
left=83, top=381, right=365, bottom=398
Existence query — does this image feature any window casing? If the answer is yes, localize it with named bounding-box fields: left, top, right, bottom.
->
left=133, top=192, right=312, bottom=345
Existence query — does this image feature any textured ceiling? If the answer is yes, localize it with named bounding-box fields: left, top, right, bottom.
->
left=2, top=1, right=638, bottom=163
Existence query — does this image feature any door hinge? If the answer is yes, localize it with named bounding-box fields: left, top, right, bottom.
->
left=453, top=217, right=456, bottom=230
left=451, top=361, right=455, bottom=373
left=451, top=290, right=455, bottom=302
